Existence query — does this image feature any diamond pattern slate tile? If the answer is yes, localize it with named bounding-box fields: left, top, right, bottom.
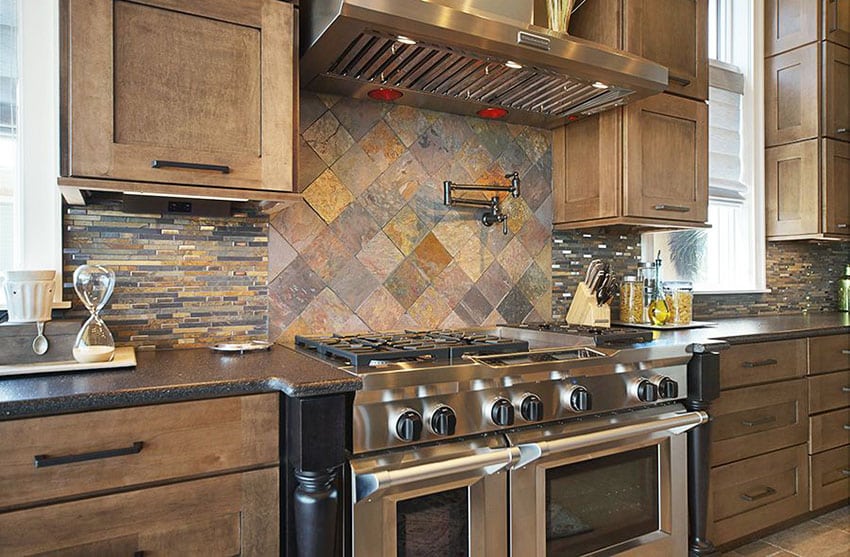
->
left=482, top=307, right=506, bottom=327
left=384, top=104, right=430, bottom=147
left=302, top=111, right=355, bottom=166
left=270, top=200, right=325, bottom=252
left=517, top=214, right=552, bottom=258
left=498, top=236, right=532, bottom=281
left=408, top=178, right=451, bottom=228
left=454, top=235, right=495, bottom=282
left=408, top=286, right=453, bottom=329
left=268, top=227, right=297, bottom=282
left=361, top=178, right=408, bottom=228
left=329, top=257, right=380, bottom=311
left=432, top=262, right=474, bottom=309
left=497, top=286, right=533, bottom=324
left=522, top=158, right=552, bottom=212
left=456, top=138, right=494, bottom=181
left=410, top=232, right=452, bottom=281
left=302, top=169, right=355, bottom=224
left=432, top=210, right=476, bottom=257
left=298, top=137, right=328, bottom=191
left=357, top=286, right=406, bottom=330
left=299, top=288, right=355, bottom=333
left=476, top=261, right=512, bottom=307
left=384, top=259, right=430, bottom=309
left=516, top=126, right=549, bottom=164
left=331, top=96, right=388, bottom=141
left=517, top=261, right=549, bottom=304
left=454, top=286, right=493, bottom=325
left=360, top=120, right=405, bottom=173
left=431, top=114, right=474, bottom=151
left=467, top=117, right=511, bottom=158
left=410, top=126, right=453, bottom=174
left=499, top=140, right=533, bottom=178
left=356, top=231, right=405, bottom=282
left=384, top=206, right=428, bottom=256
left=502, top=196, right=533, bottom=235
left=268, top=256, right=325, bottom=329
left=301, top=227, right=350, bottom=282
left=329, top=201, right=380, bottom=254
left=331, top=143, right=383, bottom=197
left=300, top=91, right=328, bottom=131
left=440, top=311, right=468, bottom=329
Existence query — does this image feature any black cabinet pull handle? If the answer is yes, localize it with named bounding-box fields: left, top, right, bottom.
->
left=653, top=204, right=691, bottom=213
left=742, top=358, right=778, bottom=368
left=740, top=486, right=776, bottom=502
left=34, top=441, right=144, bottom=468
left=134, top=552, right=145, bottom=557
left=741, top=415, right=777, bottom=427
left=668, top=74, right=692, bottom=86
left=151, top=159, right=230, bottom=174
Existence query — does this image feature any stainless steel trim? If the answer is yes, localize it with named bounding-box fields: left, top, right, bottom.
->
left=516, top=31, right=550, bottom=51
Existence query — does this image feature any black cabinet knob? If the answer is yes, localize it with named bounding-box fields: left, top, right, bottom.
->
left=520, top=394, right=544, bottom=422
left=569, top=386, right=592, bottom=412
left=657, top=377, right=679, bottom=399
left=430, top=406, right=457, bottom=436
left=395, top=410, right=423, bottom=442
left=490, top=398, right=515, bottom=426
left=637, top=379, right=659, bottom=403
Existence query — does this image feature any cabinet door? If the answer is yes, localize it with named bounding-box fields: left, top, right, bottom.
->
left=824, top=0, right=850, bottom=47
left=765, top=0, right=821, bottom=56
left=623, top=94, right=708, bottom=223
left=765, top=43, right=820, bottom=147
left=823, top=139, right=850, bottom=234
left=552, top=111, right=621, bottom=225
left=0, top=469, right=279, bottom=556
left=624, top=0, right=708, bottom=100
left=765, top=139, right=820, bottom=237
left=63, top=0, right=294, bottom=192
left=824, top=42, right=850, bottom=141
left=810, top=445, right=850, bottom=509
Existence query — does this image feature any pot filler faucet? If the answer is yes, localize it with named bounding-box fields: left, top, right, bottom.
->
left=442, top=172, right=521, bottom=235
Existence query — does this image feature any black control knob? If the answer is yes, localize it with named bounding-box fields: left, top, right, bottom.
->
left=657, top=377, right=679, bottom=399
left=520, top=394, right=544, bottom=422
left=490, top=398, right=515, bottom=426
left=636, top=379, right=659, bottom=403
left=395, top=410, right=423, bottom=442
left=430, top=406, right=457, bottom=436
left=568, top=386, right=592, bottom=412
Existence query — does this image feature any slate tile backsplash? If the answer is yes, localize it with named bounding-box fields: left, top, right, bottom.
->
left=269, top=93, right=553, bottom=342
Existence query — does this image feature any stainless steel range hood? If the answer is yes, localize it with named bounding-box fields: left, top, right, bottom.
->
left=299, top=0, right=668, bottom=128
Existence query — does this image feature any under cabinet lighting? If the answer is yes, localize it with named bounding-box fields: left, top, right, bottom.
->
left=505, top=60, right=523, bottom=69
left=396, top=35, right=416, bottom=45
left=592, top=81, right=609, bottom=89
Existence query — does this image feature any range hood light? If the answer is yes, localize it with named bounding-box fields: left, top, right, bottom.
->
left=396, top=35, right=416, bottom=45
left=592, top=81, right=609, bottom=89
left=367, top=87, right=403, bottom=101
left=476, top=107, right=508, bottom=119
left=505, top=60, right=523, bottom=69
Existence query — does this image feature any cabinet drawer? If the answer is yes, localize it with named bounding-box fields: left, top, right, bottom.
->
left=810, top=407, right=850, bottom=453
left=709, top=444, right=809, bottom=546
left=810, top=445, right=850, bottom=510
left=0, top=468, right=278, bottom=556
left=720, top=339, right=807, bottom=388
left=809, top=370, right=850, bottom=413
left=809, top=334, right=850, bottom=375
left=711, top=379, right=807, bottom=466
left=0, top=394, right=278, bottom=510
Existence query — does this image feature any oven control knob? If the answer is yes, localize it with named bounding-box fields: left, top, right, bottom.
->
left=520, top=394, right=544, bottom=422
left=634, top=379, right=659, bottom=403
left=490, top=398, right=515, bottom=426
left=430, top=406, right=457, bottom=436
left=565, top=386, right=592, bottom=412
left=395, top=410, right=423, bottom=442
left=654, top=376, right=679, bottom=399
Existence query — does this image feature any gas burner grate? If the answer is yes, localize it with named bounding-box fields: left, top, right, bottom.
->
left=295, top=330, right=529, bottom=367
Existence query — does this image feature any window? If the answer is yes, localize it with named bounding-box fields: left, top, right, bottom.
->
left=643, top=0, right=766, bottom=293
left=0, top=0, right=64, bottom=306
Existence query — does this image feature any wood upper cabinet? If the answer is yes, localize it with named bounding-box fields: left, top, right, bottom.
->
left=569, top=0, right=708, bottom=100
left=765, top=0, right=821, bottom=56
left=826, top=0, right=850, bottom=47
left=824, top=42, right=850, bottom=141
left=553, top=93, right=708, bottom=229
left=61, top=0, right=295, bottom=200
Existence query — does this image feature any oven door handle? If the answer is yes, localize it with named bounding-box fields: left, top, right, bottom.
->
left=354, top=447, right=519, bottom=502
left=515, top=410, right=708, bottom=467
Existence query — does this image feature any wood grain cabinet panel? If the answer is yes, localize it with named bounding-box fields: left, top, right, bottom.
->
left=809, top=407, right=850, bottom=453
left=61, top=0, right=295, bottom=195
left=809, top=369, right=850, bottom=413
left=709, top=444, right=809, bottom=546
left=825, top=0, right=850, bottom=47
left=0, top=468, right=278, bottom=556
left=809, top=334, right=850, bottom=374
left=824, top=42, right=850, bottom=141
left=765, top=0, right=821, bottom=56
left=765, top=139, right=821, bottom=237
left=711, top=379, right=808, bottom=466
left=719, top=339, right=807, bottom=389
left=824, top=139, right=850, bottom=234
left=0, top=394, right=279, bottom=510
left=766, top=44, right=820, bottom=146
left=810, top=445, right=850, bottom=509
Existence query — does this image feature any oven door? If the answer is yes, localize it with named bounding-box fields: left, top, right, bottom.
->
left=349, top=437, right=516, bottom=557
left=507, top=406, right=706, bottom=557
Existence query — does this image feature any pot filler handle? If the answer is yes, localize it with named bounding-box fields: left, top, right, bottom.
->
left=515, top=410, right=708, bottom=467
left=354, top=447, right=520, bottom=502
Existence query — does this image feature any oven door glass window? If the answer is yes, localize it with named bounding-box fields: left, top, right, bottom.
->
left=396, top=486, right=469, bottom=557
left=545, top=445, right=659, bottom=555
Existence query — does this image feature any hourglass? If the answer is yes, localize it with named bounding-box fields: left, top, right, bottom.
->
left=72, top=265, right=116, bottom=363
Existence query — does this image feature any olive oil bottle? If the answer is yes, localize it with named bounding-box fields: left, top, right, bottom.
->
left=648, top=251, right=670, bottom=325
left=839, top=264, right=850, bottom=312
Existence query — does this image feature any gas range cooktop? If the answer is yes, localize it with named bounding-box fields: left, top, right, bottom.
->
left=500, top=322, right=654, bottom=345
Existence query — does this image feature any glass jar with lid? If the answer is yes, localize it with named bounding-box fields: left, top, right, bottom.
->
left=663, top=281, right=694, bottom=325
left=619, top=276, right=644, bottom=324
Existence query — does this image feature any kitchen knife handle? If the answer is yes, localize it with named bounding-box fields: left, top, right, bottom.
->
left=741, top=415, right=776, bottom=427
left=653, top=204, right=691, bottom=213
left=151, top=159, right=230, bottom=174
left=740, top=486, right=776, bottom=502
left=34, top=441, right=143, bottom=468
left=668, top=74, right=692, bottom=86
left=741, top=358, right=778, bottom=368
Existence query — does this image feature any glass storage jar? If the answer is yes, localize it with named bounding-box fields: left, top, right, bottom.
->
left=619, top=276, right=644, bottom=324
left=662, top=281, right=694, bottom=325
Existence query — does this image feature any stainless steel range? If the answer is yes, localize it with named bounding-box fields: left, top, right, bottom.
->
left=295, top=326, right=708, bottom=557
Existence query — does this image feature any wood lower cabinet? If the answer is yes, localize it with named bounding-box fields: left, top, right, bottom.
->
left=810, top=445, right=850, bottom=508
left=60, top=0, right=296, bottom=202
left=553, top=93, right=708, bottom=229
left=719, top=338, right=807, bottom=389
left=809, top=333, right=850, bottom=374
left=569, top=0, right=708, bottom=100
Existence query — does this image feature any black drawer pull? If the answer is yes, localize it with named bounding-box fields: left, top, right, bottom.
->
left=740, top=486, right=776, bottom=502
left=34, top=441, right=144, bottom=468
left=668, top=74, right=692, bottom=86
left=742, top=358, right=778, bottom=368
left=134, top=552, right=145, bottom=557
left=653, top=204, right=690, bottom=213
left=741, top=415, right=777, bottom=427
left=151, top=159, right=230, bottom=174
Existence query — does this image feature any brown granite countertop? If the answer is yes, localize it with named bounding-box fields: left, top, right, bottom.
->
left=0, top=345, right=361, bottom=420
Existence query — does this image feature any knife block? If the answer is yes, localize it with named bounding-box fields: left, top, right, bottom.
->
left=566, top=282, right=611, bottom=328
